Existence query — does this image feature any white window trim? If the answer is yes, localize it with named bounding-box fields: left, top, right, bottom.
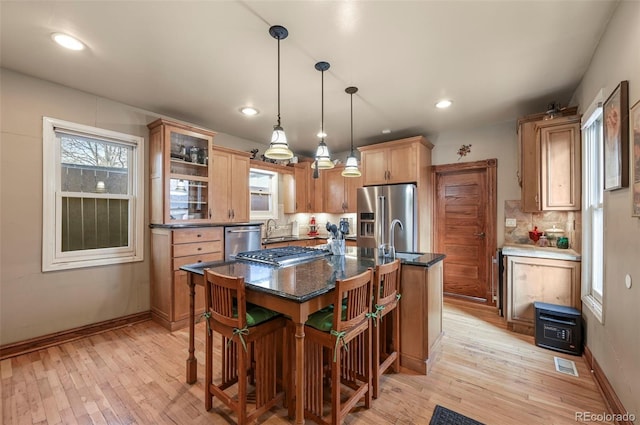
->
left=249, top=168, right=279, bottom=220
left=580, top=90, right=605, bottom=323
left=42, top=117, right=145, bottom=271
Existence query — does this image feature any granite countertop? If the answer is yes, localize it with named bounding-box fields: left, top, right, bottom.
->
left=150, top=222, right=262, bottom=229
left=181, top=247, right=446, bottom=303
left=262, top=234, right=357, bottom=244
left=502, top=243, right=581, bottom=261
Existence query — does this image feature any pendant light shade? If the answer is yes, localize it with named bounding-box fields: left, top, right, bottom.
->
left=342, top=86, right=361, bottom=177
left=311, top=61, right=334, bottom=172
left=265, top=25, right=293, bottom=160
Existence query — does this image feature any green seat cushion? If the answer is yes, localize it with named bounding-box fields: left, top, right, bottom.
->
left=232, top=303, right=280, bottom=327
left=305, top=304, right=347, bottom=332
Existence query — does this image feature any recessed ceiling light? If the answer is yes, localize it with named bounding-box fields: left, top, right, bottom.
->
left=436, top=99, right=453, bottom=109
left=240, top=106, right=259, bottom=116
left=51, top=33, right=85, bottom=51
left=317, top=131, right=327, bottom=138
left=382, top=129, right=391, bottom=134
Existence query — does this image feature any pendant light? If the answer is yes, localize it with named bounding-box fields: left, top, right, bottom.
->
left=312, top=61, right=334, bottom=176
left=342, top=86, right=362, bottom=177
left=264, top=25, right=293, bottom=160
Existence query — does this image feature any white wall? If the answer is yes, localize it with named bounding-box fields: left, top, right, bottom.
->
left=569, top=1, right=640, bottom=417
left=0, top=69, right=264, bottom=345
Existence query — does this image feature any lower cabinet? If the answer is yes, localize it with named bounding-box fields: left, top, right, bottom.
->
left=399, top=260, right=444, bottom=374
left=151, top=226, right=224, bottom=330
left=506, top=255, right=581, bottom=334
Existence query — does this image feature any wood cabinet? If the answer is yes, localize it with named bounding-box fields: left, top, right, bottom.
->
left=148, top=118, right=215, bottom=224
left=292, top=162, right=323, bottom=213
left=210, top=146, right=251, bottom=222
left=399, top=260, right=444, bottom=374
left=359, top=137, right=427, bottom=186
left=506, top=255, right=581, bottom=334
left=150, top=227, right=224, bottom=330
left=518, top=112, right=581, bottom=212
left=323, top=166, right=362, bottom=213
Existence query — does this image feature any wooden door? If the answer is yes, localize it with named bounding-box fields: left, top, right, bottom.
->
left=230, top=154, right=249, bottom=222
left=539, top=121, right=581, bottom=210
left=324, top=168, right=346, bottom=213
left=344, top=173, right=362, bottom=212
left=434, top=159, right=497, bottom=304
left=388, top=144, right=417, bottom=183
left=361, top=148, right=388, bottom=185
left=210, top=150, right=230, bottom=222
left=294, top=163, right=310, bottom=212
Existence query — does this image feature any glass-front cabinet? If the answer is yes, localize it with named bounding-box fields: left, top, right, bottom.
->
left=148, top=118, right=216, bottom=224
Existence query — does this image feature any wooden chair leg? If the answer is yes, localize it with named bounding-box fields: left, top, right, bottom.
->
left=331, top=344, right=341, bottom=425
left=237, top=341, right=248, bottom=425
left=392, top=309, right=400, bottom=372
left=365, top=325, right=372, bottom=408
left=205, top=328, right=213, bottom=411
left=372, top=319, right=381, bottom=399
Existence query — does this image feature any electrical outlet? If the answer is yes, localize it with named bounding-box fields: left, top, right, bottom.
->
left=505, top=218, right=517, bottom=227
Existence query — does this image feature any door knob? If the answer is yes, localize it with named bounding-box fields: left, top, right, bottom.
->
left=474, top=232, right=486, bottom=238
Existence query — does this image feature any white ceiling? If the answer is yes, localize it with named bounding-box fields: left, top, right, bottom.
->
left=0, top=1, right=618, bottom=158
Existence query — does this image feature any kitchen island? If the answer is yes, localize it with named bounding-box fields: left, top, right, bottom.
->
left=181, top=247, right=445, bottom=424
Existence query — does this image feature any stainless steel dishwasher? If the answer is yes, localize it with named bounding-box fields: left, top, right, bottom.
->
left=224, top=225, right=262, bottom=261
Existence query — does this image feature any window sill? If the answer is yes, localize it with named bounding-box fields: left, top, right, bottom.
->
left=582, top=294, right=603, bottom=324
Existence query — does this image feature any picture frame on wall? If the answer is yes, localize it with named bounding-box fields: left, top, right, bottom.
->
left=631, top=99, right=640, bottom=217
left=603, top=80, right=629, bottom=191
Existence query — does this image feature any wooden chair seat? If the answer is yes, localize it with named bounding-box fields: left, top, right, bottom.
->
left=204, top=269, right=287, bottom=424
left=292, top=268, right=374, bottom=425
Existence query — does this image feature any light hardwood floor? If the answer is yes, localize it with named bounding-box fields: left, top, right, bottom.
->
left=1, top=300, right=612, bottom=424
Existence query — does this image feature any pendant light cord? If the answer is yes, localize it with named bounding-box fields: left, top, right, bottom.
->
left=350, top=91, right=354, bottom=155
left=277, top=37, right=281, bottom=127
left=321, top=67, right=324, bottom=140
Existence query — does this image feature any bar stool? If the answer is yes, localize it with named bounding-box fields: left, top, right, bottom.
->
left=299, top=268, right=374, bottom=425
left=203, top=269, right=286, bottom=424
left=372, top=259, right=401, bottom=399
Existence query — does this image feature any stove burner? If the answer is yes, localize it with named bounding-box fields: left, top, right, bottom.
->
left=236, top=246, right=330, bottom=267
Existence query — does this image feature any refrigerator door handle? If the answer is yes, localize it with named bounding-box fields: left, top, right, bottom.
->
left=378, top=195, right=386, bottom=247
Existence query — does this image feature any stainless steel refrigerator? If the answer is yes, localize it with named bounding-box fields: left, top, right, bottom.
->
left=357, top=184, right=417, bottom=252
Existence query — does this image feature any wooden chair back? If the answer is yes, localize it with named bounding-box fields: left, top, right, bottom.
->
left=334, top=268, right=374, bottom=332
left=204, top=269, right=246, bottom=329
left=374, top=259, right=401, bottom=310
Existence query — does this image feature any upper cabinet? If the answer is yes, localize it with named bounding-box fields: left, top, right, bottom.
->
left=291, top=161, right=324, bottom=213
left=210, top=146, right=251, bottom=223
left=518, top=111, right=581, bottom=212
left=148, top=118, right=215, bottom=224
left=324, top=166, right=362, bottom=213
left=359, top=136, right=430, bottom=186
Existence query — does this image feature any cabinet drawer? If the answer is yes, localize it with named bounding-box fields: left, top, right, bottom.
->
left=173, top=252, right=223, bottom=270
left=173, top=240, right=222, bottom=258
left=173, top=227, right=222, bottom=244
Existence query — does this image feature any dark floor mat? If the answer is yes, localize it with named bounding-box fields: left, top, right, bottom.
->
left=429, top=405, right=485, bottom=425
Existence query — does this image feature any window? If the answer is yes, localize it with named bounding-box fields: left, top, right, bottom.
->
left=249, top=168, right=278, bottom=219
left=42, top=117, right=144, bottom=271
left=581, top=92, right=604, bottom=322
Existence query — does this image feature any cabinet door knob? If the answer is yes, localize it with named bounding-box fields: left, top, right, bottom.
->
left=197, top=234, right=202, bottom=238
left=474, top=232, right=486, bottom=238
left=197, top=247, right=202, bottom=251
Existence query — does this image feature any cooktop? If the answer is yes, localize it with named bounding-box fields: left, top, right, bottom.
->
left=235, top=246, right=330, bottom=267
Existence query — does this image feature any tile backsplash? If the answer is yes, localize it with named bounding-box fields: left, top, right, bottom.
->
left=503, top=200, right=581, bottom=252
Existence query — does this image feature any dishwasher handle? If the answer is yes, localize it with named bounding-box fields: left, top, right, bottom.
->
left=227, top=228, right=261, bottom=233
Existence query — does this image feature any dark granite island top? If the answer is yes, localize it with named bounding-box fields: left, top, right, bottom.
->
left=180, top=247, right=445, bottom=303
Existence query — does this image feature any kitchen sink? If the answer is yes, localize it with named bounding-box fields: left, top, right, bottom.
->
left=263, top=236, right=290, bottom=242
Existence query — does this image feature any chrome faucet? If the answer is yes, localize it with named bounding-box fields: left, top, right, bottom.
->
left=265, top=219, right=277, bottom=238
left=388, top=219, right=404, bottom=256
